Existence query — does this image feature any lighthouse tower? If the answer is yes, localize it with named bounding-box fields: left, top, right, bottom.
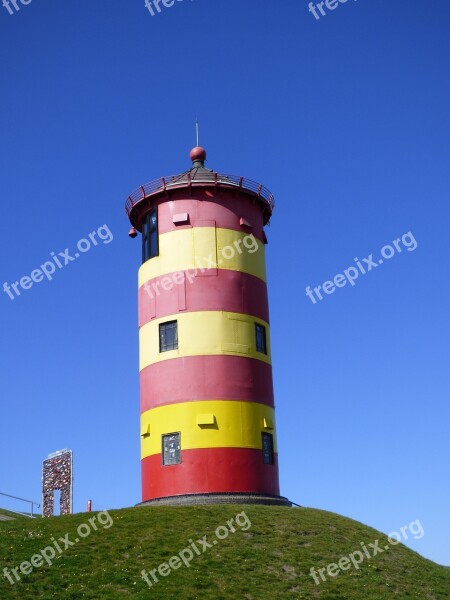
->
left=126, top=146, right=290, bottom=506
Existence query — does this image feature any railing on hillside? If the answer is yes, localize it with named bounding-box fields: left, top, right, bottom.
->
left=0, top=492, right=40, bottom=518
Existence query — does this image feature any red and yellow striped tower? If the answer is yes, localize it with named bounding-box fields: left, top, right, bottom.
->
left=126, top=146, right=290, bottom=506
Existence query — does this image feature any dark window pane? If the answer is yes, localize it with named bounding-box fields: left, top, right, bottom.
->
left=142, top=208, right=159, bottom=263
left=262, top=432, right=274, bottom=464
left=149, top=212, right=157, bottom=231
left=150, top=231, right=158, bottom=258
left=162, top=432, right=181, bottom=466
left=255, top=324, right=267, bottom=354
left=159, top=321, right=178, bottom=352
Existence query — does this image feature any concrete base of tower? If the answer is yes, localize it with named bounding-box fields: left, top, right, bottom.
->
left=137, top=492, right=292, bottom=507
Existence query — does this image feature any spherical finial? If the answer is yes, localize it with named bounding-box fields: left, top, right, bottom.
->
left=190, top=146, right=207, bottom=163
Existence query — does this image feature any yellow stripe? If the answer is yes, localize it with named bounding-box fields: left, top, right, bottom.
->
left=141, top=400, right=277, bottom=459
left=139, top=311, right=271, bottom=370
left=138, top=227, right=266, bottom=287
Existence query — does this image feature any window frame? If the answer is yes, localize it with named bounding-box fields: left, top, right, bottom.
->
left=159, top=320, right=178, bottom=353
left=162, top=432, right=182, bottom=466
left=262, top=432, right=274, bottom=465
left=255, top=323, right=267, bottom=354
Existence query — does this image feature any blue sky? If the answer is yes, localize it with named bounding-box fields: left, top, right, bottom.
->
left=0, top=0, right=449, bottom=566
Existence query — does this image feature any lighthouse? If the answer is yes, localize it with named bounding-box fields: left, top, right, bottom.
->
left=126, top=146, right=290, bottom=506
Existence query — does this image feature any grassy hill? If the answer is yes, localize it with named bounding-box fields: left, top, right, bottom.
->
left=0, top=505, right=448, bottom=599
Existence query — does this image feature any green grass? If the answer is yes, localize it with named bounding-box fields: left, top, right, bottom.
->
left=0, top=505, right=448, bottom=599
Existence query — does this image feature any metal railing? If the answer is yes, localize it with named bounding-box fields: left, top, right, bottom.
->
left=125, top=171, right=275, bottom=217
left=0, top=492, right=40, bottom=518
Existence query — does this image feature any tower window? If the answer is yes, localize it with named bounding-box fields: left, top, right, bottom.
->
left=159, top=320, right=178, bottom=352
left=162, top=433, right=181, bottom=466
left=262, top=432, right=274, bottom=465
left=142, top=208, right=159, bottom=263
left=255, top=323, right=267, bottom=354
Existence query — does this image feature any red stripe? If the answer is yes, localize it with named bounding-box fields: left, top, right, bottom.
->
left=140, top=355, right=274, bottom=411
left=141, top=447, right=280, bottom=501
left=138, top=269, right=269, bottom=327
left=153, top=191, right=265, bottom=241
